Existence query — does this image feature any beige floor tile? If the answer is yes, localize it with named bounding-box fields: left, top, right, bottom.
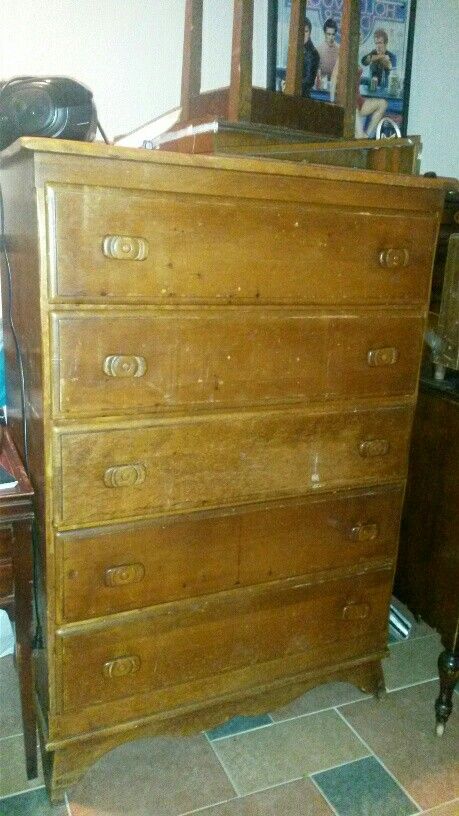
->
left=0, top=734, right=44, bottom=798
left=67, top=734, right=235, bottom=816
left=193, top=778, right=334, bottom=815
left=420, top=800, right=459, bottom=815
left=211, top=708, right=369, bottom=796
left=270, top=681, right=370, bottom=721
left=340, top=680, right=459, bottom=811
left=383, top=634, right=442, bottom=691
left=0, top=656, right=23, bottom=739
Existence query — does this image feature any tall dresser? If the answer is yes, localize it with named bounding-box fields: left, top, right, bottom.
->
left=0, top=138, right=444, bottom=800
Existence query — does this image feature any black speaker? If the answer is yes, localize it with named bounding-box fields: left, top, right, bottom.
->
left=0, top=76, right=98, bottom=151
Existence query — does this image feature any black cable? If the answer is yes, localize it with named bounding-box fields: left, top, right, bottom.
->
left=97, top=119, right=110, bottom=145
left=0, top=181, right=43, bottom=649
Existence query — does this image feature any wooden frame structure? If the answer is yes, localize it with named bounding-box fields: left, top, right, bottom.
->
left=179, top=0, right=361, bottom=138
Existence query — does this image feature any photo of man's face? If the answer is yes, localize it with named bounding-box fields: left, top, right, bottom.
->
left=375, top=35, right=386, bottom=53
left=304, top=26, right=311, bottom=44
left=325, top=26, right=336, bottom=45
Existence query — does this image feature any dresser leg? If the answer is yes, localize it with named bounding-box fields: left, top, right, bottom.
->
left=341, top=659, right=386, bottom=699
left=41, top=744, right=93, bottom=804
left=435, top=649, right=459, bottom=736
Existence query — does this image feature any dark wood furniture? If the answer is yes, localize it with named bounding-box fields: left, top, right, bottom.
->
left=0, top=137, right=444, bottom=801
left=178, top=0, right=362, bottom=138
left=155, top=124, right=422, bottom=175
left=395, top=377, right=458, bottom=734
left=0, top=426, right=36, bottom=777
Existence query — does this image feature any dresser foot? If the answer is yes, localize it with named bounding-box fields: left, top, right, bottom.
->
left=342, top=659, right=386, bottom=699
left=435, top=648, right=459, bottom=736
left=41, top=743, right=98, bottom=804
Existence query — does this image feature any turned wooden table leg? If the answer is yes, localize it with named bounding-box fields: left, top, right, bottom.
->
left=12, top=518, right=38, bottom=778
left=435, top=648, right=459, bottom=736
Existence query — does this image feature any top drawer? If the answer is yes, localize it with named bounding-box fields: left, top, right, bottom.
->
left=45, top=184, right=437, bottom=306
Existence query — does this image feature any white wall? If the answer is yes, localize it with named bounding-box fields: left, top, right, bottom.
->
left=408, top=0, right=459, bottom=178
left=0, top=0, right=267, bottom=141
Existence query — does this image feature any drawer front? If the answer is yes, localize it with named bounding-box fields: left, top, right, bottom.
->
left=59, top=568, right=392, bottom=712
left=46, top=184, right=436, bottom=305
left=0, top=527, right=13, bottom=560
left=59, top=485, right=403, bottom=622
left=52, top=311, right=424, bottom=417
left=54, top=406, right=412, bottom=527
left=0, top=560, right=13, bottom=599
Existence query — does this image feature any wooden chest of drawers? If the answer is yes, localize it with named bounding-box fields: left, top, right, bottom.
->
left=0, top=138, right=444, bottom=800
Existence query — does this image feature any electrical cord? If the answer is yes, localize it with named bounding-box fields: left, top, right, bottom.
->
left=0, top=181, right=43, bottom=649
left=97, top=119, right=110, bottom=144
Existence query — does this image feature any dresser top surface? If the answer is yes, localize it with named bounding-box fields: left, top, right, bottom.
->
left=1, top=136, right=456, bottom=196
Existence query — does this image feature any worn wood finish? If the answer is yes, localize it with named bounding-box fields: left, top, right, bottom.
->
left=54, top=405, right=413, bottom=528
left=46, top=183, right=437, bottom=305
left=52, top=310, right=424, bottom=417
left=211, top=136, right=422, bottom=175
left=228, top=0, right=254, bottom=122
left=58, top=567, right=392, bottom=714
left=59, top=485, right=403, bottom=623
left=177, top=87, right=345, bottom=136
left=0, top=138, right=444, bottom=801
left=180, top=0, right=203, bottom=123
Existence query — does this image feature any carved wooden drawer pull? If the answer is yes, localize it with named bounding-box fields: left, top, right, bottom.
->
left=103, top=655, right=141, bottom=679
left=104, top=563, right=145, bottom=587
left=102, top=235, right=149, bottom=261
left=367, top=347, right=399, bottom=367
left=342, top=603, right=370, bottom=621
left=103, top=355, right=147, bottom=378
left=348, top=523, right=379, bottom=542
left=104, top=463, right=146, bottom=488
left=379, top=248, right=409, bottom=268
left=359, top=439, right=390, bottom=458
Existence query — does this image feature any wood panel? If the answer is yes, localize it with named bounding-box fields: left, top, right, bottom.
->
left=59, top=567, right=392, bottom=713
left=46, top=183, right=436, bottom=305
left=54, top=406, right=413, bottom=527
left=58, top=485, right=403, bottom=622
left=0, top=526, right=13, bottom=559
left=52, top=310, right=424, bottom=417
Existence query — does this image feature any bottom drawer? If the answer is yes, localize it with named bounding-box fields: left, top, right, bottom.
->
left=59, top=485, right=403, bottom=622
left=58, top=567, right=392, bottom=713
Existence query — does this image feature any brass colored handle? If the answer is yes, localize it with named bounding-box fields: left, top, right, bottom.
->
left=379, top=248, right=409, bottom=268
left=102, top=235, right=149, bottom=261
left=103, top=655, right=141, bottom=679
left=103, top=355, right=147, bottom=378
left=348, top=523, right=379, bottom=542
left=342, top=603, right=370, bottom=621
left=104, top=563, right=145, bottom=587
left=104, top=464, right=146, bottom=488
left=359, top=439, right=390, bottom=458
left=367, top=347, right=399, bottom=367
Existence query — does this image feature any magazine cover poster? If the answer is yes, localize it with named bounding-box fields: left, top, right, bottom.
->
left=276, top=0, right=414, bottom=137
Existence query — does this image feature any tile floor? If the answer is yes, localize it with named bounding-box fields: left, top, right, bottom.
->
left=0, top=602, right=457, bottom=816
